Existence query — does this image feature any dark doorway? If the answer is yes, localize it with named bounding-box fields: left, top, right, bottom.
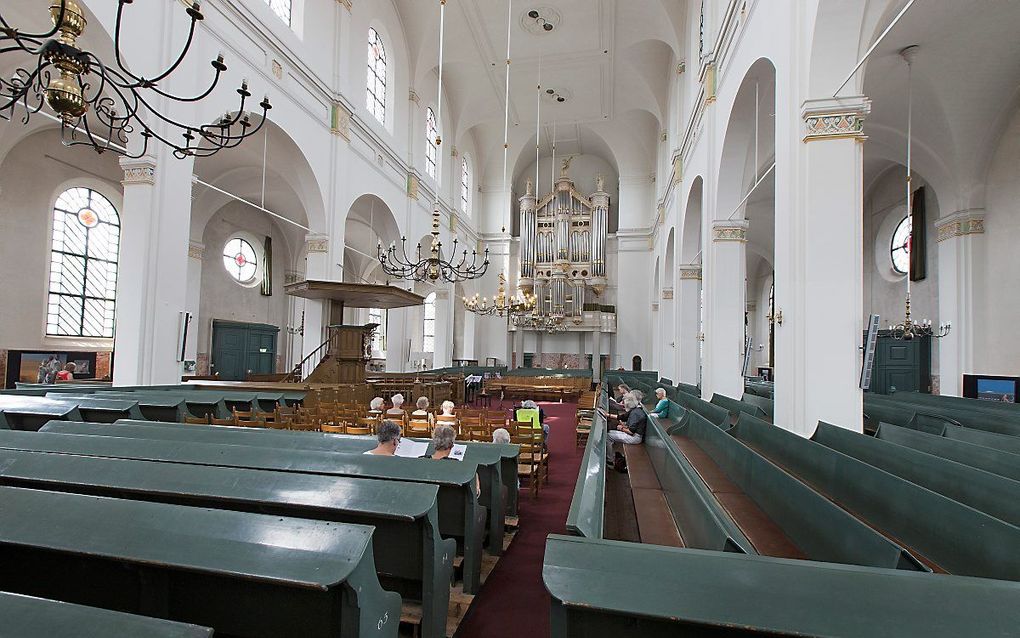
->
left=211, top=320, right=279, bottom=380
left=632, top=355, right=642, bottom=371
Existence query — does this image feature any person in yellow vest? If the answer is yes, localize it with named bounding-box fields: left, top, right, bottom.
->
left=515, top=400, right=549, bottom=440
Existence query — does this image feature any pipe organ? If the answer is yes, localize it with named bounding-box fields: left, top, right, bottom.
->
left=518, top=165, right=609, bottom=324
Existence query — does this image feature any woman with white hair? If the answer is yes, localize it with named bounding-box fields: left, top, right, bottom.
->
left=369, top=397, right=385, bottom=415
left=386, top=394, right=406, bottom=419
left=435, top=400, right=458, bottom=426
left=432, top=424, right=480, bottom=494
left=599, top=393, right=647, bottom=468
left=651, top=387, right=669, bottom=419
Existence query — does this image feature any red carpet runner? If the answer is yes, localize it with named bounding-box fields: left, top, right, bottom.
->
left=454, top=400, right=584, bottom=638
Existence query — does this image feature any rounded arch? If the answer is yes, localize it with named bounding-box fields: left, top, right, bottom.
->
left=664, top=227, right=676, bottom=289
left=681, top=176, right=704, bottom=264
left=343, top=193, right=401, bottom=284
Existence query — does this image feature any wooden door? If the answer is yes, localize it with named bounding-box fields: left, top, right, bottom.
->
left=212, top=321, right=279, bottom=381
left=870, top=333, right=931, bottom=394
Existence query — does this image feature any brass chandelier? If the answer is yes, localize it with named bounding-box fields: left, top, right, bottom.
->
left=0, top=0, right=271, bottom=158
left=463, top=272, right=536, bottom=317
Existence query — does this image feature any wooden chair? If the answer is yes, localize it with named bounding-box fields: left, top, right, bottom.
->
left=320, top=423, right=346, bottom=434
left=235, top=418, right=267, bottom=429
left=210, top=417, right=236, bottom=426
left=184, top=415, right=210, bottom=425
left=576, top=416, right=593, bottom=447
left=232, top=408, right=256, bottom=421
left=483, top=414, right=507, bottom=435
left=513, top=433, right=546, bottom=496
left=406, top=420, right=432, bottom=437
left=468, top=430, right=491, bottom=443
left=347, top=424, right=373, bottom=436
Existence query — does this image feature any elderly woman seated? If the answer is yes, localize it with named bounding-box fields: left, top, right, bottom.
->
left=368, top=396, right=385, bottom=415
left=364, top=420, right=402, bottom=456
left=435, top=400, right=458, bottom=425
left=599, top=393, right=647, bottom=466
left=515, top=399, right=549, bottom=438
left=651, top=387, right=669, bottom=419
left=491, top=428, right=511, bottom=444
left=386, top=394, right=407, bottom=419
left=432, top=424, right=480, bottom=494
left=411, top=396, right=435, bottom=425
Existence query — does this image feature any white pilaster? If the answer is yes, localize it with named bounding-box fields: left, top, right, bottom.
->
left=433, top=287, right=455, bottom=368
left=785, top=96, right=870, bottom=434
left=184, top=240, right=204, bottom=363
left=703, top=220, right=747, bottom=399
left=113, top=153, right=195, bottom=385
left=302, top=233, right=330, bottom=359
left=677, top=265, right=702, bottom=386
left=936, top=210, right=984, bottom=396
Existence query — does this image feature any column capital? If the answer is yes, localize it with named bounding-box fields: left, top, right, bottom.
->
left=330, top=102, right=352, bottom=141
left=712, top=219, right=749, bottom=242
left=802, top=95, right=871, bottom=142
left=305, top=233, right=330, bottom=253
left=407, top=173, right=420, bottom=200
left=661, top=287, right=674, bottom=300
left=678, top=265, right=702, bottom=280
left=188, top=241, right=205, bottom=260
left=746, top=301, right=757, bottom=313
left=120, top=156, right=156, bottom=185
left=936, top=209, right=985, bottom=242
left=408, top=88, right=421, bottom=105
left=284, top=269, right=303, bottom=285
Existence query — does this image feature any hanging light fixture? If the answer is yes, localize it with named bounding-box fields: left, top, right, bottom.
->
left=0, top=0, right=271, bottom=158
left=377, top=0, right=489, bottom=283
left=889, top=45, right=949, bottom=341
left=463, top=272, right=536, bottom=317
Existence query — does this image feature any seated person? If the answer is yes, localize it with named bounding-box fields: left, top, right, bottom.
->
left=435, top=400, right=458, bottom=424
left=651, top=387, right=669, bottom=419
left=385, top=393, right=406, bottom=419
left=412, top=396, right=435, bottom=425
left=600, top=393, right=647, bottom=466
left=368, top=396, right=385, bottom=415
left=516, top=399, right=549, bottom=438
left=432, top=424, right=480, bottom=494
left=609, top=383, right=631, bottom=415
left=491, top=427, right=511, bottom=444
left=55, top=362, right=76, bottom=382
left=364, top=420, right=402, bottom=456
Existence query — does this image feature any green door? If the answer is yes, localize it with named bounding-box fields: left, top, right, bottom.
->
left=870, top=333, right=932, bottom=394
left=212, top=321, right=279, bottom=381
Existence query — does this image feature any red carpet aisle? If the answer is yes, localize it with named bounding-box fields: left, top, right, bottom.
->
left=455, top=401, right=584, bottom=638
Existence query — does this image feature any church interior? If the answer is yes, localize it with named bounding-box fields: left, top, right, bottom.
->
left=1, top=0, right=1019, bottom=636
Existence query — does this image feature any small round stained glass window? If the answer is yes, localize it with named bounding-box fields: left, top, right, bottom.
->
left=77, top=208, right=99, bottom=228
left=223, top=237, right=258, bottom=284
left=891, top=215, right=912, bottom=275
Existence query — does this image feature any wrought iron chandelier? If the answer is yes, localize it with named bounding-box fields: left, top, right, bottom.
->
left=888, top=46, right=949, bottom=342
left=463, top=272, right=536, bottom=317
left=377, top=0, right=488, bottom=283
left=0, top=0, right=271, bottom=158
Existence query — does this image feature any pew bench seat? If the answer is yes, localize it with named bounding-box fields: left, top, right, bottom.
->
left=621, top=444, right=684, bottom=548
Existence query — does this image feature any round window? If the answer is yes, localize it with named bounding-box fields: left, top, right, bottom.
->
left=890, top=216, right=911, bottom=275
left=223, top=237, right=259, bottom=284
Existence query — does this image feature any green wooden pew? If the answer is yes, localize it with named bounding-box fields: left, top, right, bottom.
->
left=543, top=535, right=1020, bottom=638
left=731, top=414, right=1020, bottom=581
left=0, top=428, right=488, bottom=595
left=812, top=421, right=1020, bottom=528
left=565, top=385, right=608, bottom=538
left=740, top=392, right=774, bottom=419
left=668, top=391, right=730, bottom=427
left=938, top=420, right=1020, bottom=454
left=41, top=394, right=146, bottom=422
left=1, top=592, right=214, bottom=638
left=0, top=396, right=82, bottom=431
left=61, top=392, right=190, bottom=422
left=42, top=419, right=507, bottom=559
left=0, top=486, right=401, bottom=638
left=643, top=409, right=754, bottom=553
left=669, top=413, right=926, bottom=570
left=887, top=390, right=1020, bottom=416
left=0, top=448, right=453, bottom=638
left=876, top=421, right=1020, bottom=482
left=868, top=393, right=1020, bottom=437
left=677, top=382, right=701, bottom=397
left=710, top=393, right=767, bottom=422
left=93, top=391, right=230, bottom=419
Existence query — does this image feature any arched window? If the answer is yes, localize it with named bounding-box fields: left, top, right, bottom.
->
left=369, top=307, right=387, bottom=357
left=366, top=27, right=387, bottom=125
left=222, top=237, right=259, bottom=285
left=425, top=107, right=438, bottom=180
left=423, top=292, right=436, bottom=353
left=265, top=0, right=291, bottom=25
left=460, top=158, right=470, bottom=214
left=891, top=215, right=912, bottom=275
left=47, top=187, right=121, bottom=338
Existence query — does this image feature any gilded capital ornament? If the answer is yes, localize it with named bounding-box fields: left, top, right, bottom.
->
left=936, top=210, right=985, bottom=242
left=678, top=265, right=702, bottom=280
left=120, top=157, right=156, bottom=185
left=305, top=234, right=329, bottom=253
left=712, top=220, right=749, bottom=242
left=188, top=241, right=205, bottom=260
left=802, top=96, right=871, bottom=142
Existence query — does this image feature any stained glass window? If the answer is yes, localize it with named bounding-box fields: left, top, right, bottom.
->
left=460, top=159, right=470, bottom=214
left=264, top=0, right=291, bottom=25
left=425, top=107, right=438, bottom=180
left=369, top=307, right=387, bottom=357
left=47, top=187, right=120, bottom=338
left=223, top=238, right=259, bottom=284
left=891, top=215, right=911, bottom=275
left=367, top=28, right=387, bottom=124
left=423, top=292, right=436, bottom=353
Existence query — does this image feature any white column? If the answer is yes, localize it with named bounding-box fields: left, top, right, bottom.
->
left=302, top=233, right=330, bottom=358
left=702, top=220, right=747, bottom=399
left=113, top=153, right=194, bottom=385
left=592, top=324, right=603, bottom=384
left=184, top=241, right=203, bottom=363
left=677, top=265, right=702, bottom=386
left=660, top=286, right=675, bottom=379
left=433, top=287, right=454, bottom=368
left=785, top=97, right=870, bottom=434
left=935, top=210, right=984, bottom=396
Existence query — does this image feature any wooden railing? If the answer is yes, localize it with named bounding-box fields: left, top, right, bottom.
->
left=289, top=326, right=342, bottom=382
